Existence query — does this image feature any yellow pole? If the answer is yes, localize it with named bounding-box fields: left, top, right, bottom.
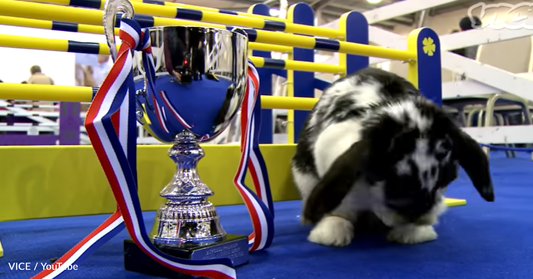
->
left=252, top=58, right=343, bottom=74
left=0, top=238, right=3, bottom=257
left=0, top=15, right=110, bottom=34
left=0, top=83, right=318, bottom=110
left=261, top=96, right=316, bottom=110
left=249, top=43, right=291, bottom=53
left=0, top=34, right=336, bottom=73
left=0, top=34, right=75, bottom=52
left=0, top=0, right=416, bottom=61
left=12, top=0, right=343, bottom=39
left=0, top=30, right=290, bottom=55
left=337, top=13, right=349, bottom=79
left=21, top=0, right=288, bottom=22
left=0, top=16, right=292, bottom=53
left=0, top=83, right=94, bottom=102
left=130, top=0, right=286, bottom=22
left=406, top=29, right=421, bottom=88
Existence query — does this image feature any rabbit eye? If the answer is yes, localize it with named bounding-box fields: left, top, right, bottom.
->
left=435, top=139, right=452, bottom=160
left=438, top=137, right=452, bottom=151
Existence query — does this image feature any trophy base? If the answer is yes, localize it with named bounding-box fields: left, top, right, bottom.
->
left=123, top=234, right=249, bottom=278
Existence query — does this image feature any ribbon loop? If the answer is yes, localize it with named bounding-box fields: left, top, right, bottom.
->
left=116, top=19, right=151, bottom=54
left=118, top=18, right=143, bottom=53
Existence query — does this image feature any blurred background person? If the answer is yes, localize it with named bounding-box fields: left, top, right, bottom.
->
left=27, top=65, right=55, bottom=110
left=93, top=55, right=111, bottom=86
left=457, top=16, right=482, bottom=60
left=449, top=16, right=482, bottom=81
left=75, top=64, right=96, bottom=112
left=27, top=65, right=54, bottom=85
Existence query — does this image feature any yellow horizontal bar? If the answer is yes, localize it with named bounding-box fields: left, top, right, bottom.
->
left=248, top=42, right=292, bottom=53
left=0, top=33, right=107, bottom=54
left=0, top=34, right=330, bottom=73
left=0, top=16, right=287, bottom=53
left=0, top=33, right=71, bottom=52
left=0, top=15, right=116, bottom=35
left=130, top=0, right=288, bottom=22
left=251, top=57, right=344, bottom=74
left=141, top=3, right=343, bottom=39
left=16, top=0, right=341, bottom=39
left=0, top=83, right=318, bottom=111
left=0, top=34, right=291, bottom=60
left=0, top=1, right=413, bottom=61
left=0, top=83, right=94, bottom=103
left=444, top=198, right=467, bottom=207
left=255, top=31, right=416, bottom=61
left=261, top=96, right=317, bottom=110
left=283, top=61, right=343, bottom=74
left=338, top=44, right=414, bottom=61
left=22, top=0, right=288, bottom=22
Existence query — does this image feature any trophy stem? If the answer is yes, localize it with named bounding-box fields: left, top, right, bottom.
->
left=152, top=130, right=227, bottom=247
left=161, top=130, right=212, bottom=201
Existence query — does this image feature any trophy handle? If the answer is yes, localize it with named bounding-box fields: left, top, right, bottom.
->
left=103, top=0, right=135, bottom=62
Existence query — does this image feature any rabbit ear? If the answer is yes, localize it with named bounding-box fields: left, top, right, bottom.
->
left=303, top=140, right=370, bottom=223
left=433, top=108, right=494, bottom=201
left=450, top=128, right=495, bottom=201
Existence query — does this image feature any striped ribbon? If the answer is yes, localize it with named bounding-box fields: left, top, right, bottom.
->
left=31, top=19, right=274, bottom=279
left=235, top=62, right=275, bottom=250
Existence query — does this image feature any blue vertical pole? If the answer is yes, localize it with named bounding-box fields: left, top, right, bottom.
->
left=289, top=3, right=314, bottom=143
left=249, top=4, right=274, bottom=144
left=338, top=12, right=369, bottom=75
left=407, top=28, right=442, bottom=106
left=419, top=29, right=442, bottom=106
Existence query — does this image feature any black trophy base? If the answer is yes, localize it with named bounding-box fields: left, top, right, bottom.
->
left=123, top=234, right=249, bottom=278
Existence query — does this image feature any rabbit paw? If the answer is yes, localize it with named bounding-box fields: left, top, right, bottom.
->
left=308, top=216, right=354, bottom=247
left=387, top=225, right=437, bottom=244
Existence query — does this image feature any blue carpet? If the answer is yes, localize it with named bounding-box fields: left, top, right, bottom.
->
left=1, top=151, right=532, bottom=279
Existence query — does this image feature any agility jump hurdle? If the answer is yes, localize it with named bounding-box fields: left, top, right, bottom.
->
left=0, top=0, right=459, bottom=276
left=315, top=0, right=533, bottom=147
left=0, top=0, right=428, bottom=144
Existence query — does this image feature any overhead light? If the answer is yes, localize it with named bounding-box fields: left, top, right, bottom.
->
left=367, top=0, right=382, bottom=4
left=269, top=8, right=280, bottom=17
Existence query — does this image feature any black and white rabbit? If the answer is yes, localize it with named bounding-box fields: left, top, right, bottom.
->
left=291, top=67, right=494, bottom=247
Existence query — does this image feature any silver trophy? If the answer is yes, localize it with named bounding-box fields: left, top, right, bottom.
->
left=103, top=0, right=250, bottom=276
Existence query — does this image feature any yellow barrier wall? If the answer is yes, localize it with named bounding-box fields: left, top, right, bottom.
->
left=0, top=144, right=300, bottom=222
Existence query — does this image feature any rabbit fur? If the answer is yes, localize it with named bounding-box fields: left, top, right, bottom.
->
left=291, top=68, right=494, bottom=247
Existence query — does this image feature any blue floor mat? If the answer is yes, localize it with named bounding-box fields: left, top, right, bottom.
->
left=0, top=151, right=532, bottom=279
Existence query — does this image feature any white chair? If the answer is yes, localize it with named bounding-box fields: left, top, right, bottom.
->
left=472, top=37, right=533, bottom=155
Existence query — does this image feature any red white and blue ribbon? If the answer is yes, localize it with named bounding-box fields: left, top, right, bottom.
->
left=32, top=18, right=274, bottom=279
left=235, top=64, right=275, bottom=251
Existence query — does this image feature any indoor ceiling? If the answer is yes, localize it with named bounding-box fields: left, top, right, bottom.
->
left=164, top=0, right=485, bottom=31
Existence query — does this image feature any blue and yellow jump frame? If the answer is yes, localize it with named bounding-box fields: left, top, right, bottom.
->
left=0, top=0, right=462, bottom=259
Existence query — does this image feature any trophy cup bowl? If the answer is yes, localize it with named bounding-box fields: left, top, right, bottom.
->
left=123, top=25, right=250, bottom=278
